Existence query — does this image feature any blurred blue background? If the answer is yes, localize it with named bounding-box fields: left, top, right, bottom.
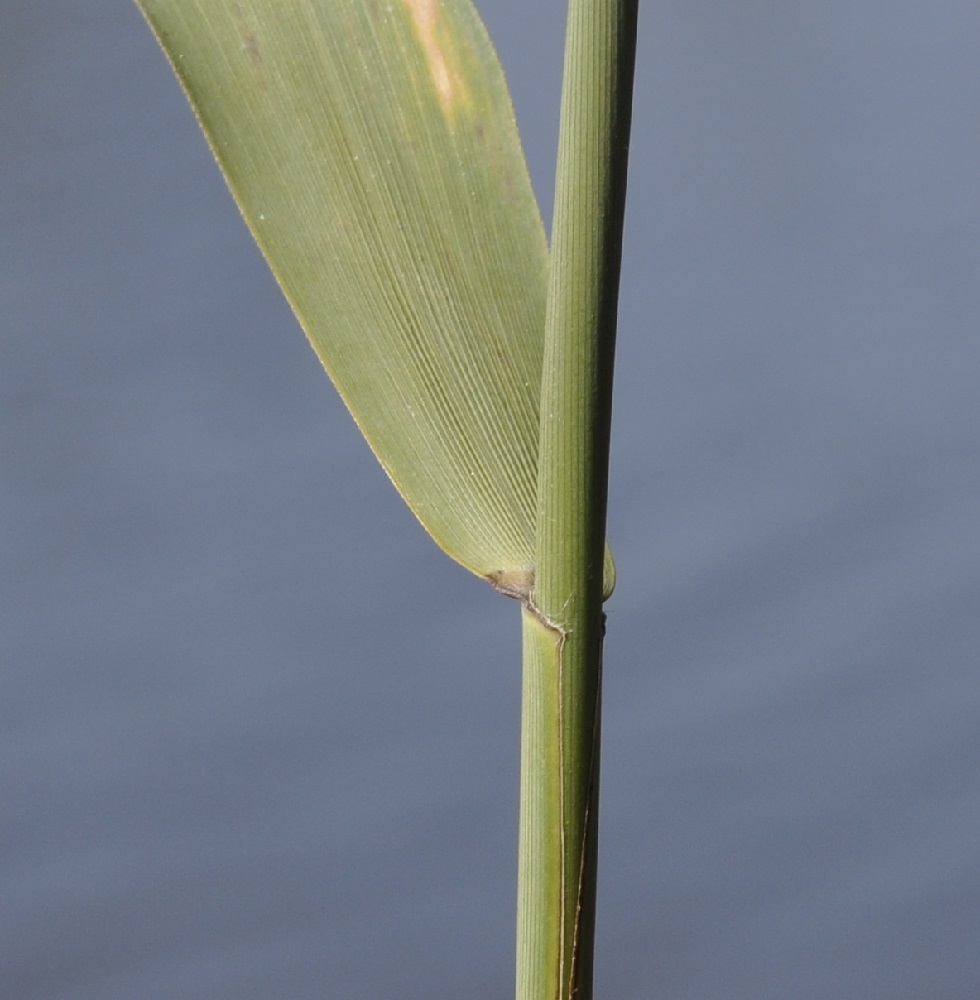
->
left=3, top=2, right=979, bottom=998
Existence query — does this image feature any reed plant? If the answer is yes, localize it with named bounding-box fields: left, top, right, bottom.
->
left=135, top=2, right=637, bottom=996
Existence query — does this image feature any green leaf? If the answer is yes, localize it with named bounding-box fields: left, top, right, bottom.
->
left=136, top=0, right=613, bottom=597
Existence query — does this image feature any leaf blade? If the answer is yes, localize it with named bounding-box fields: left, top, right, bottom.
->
left=137, top=0, right=547, bottom=579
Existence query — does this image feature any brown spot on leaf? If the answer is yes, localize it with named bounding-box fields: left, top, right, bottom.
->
left=242, top=31, right=261, bottom=67
left=231, top=4, right=264, bottom=71
left=487, top=566, right=534, bottom=601
left=403, top=0, right=470, bottom=119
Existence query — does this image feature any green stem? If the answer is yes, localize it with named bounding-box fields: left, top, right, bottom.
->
left=515, top=1, right=637, bottom=999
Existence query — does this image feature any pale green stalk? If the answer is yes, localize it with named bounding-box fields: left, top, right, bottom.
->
left=515, top=1, right=638, bottom=998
